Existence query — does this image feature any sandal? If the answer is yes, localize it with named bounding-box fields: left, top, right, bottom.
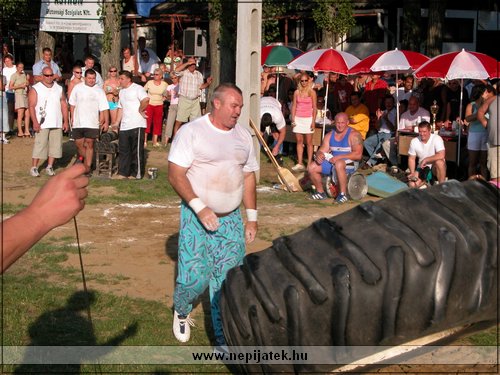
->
left=310, top=191, right=327, bottom=200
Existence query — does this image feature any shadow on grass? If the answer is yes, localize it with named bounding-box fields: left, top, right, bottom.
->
left=14, top=290, right=138, bottom=374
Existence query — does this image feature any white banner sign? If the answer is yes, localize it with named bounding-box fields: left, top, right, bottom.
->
left=39, top=0, right=104, bottom=35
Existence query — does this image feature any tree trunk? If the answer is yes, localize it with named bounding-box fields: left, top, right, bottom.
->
left=100, top=0, right=122, bottom=76
left=401, top=0, right=421, bottom=51
left=36, top=31, right=55, bottom=61
left=208, top=5, right=220, bottom=108
left=321, top=30, right=336, bottom=49
left=426, top=0, right=446, bottom=57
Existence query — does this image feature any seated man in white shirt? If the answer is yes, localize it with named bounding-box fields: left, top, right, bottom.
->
left=382, top=95, right=432, bottom=166
left=399, top=95, right=431, bottom=131
left=407, top=121, right=446, bottom=188
left=260, top=95, right=286, bottom=165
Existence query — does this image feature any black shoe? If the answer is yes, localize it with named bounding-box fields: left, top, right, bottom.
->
left=276, top=155, right=284, bottom=167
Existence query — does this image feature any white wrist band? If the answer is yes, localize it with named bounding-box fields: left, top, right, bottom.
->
left=246, top=209, right=258, bottom=222
left=188, top=198, right=206, bottom=214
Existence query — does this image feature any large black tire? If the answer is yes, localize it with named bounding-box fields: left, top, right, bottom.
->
left=220, top=180, right=498, bottom=373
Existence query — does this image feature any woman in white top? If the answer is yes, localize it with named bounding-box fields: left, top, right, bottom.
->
left=144, top=68, right=168, bottom=147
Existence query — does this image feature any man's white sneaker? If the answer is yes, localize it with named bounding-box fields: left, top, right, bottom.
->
left=173, top=311, right=195, bottom=343
left=45, top=166, right=56, bottom=176
left=30, top=167, right=40, bottom=177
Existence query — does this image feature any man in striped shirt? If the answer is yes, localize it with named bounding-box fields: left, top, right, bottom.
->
left=173, top=57, right=212, bottom=135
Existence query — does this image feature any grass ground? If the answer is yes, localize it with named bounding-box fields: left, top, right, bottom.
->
left=1, top=143, right=497, bottom=374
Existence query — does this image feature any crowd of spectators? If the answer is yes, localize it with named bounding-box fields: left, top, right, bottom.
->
left=0, top=38, right=213, bottom=180
left=259, top=62, right=499, bottom=198
left=1, top=41, right=498, bottom=189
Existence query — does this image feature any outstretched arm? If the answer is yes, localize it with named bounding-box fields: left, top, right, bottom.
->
left=1, top=164, right=89, bottom=274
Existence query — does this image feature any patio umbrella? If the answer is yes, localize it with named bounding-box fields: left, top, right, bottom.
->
left=414, top=49, right=500, bottom=166
left=349, top=48, right=430, bottom=128
left=262, top=45, right=303, bottom=97
left=287, top=48, right=360, bottom=138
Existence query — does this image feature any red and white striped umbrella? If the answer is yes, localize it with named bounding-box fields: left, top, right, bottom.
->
left=414, top=49, right=499, bottom=168
left=349, top=48, right=429, bottom=74
left=414, top=49, right=499, bottom=80
left=287, top=48, right=360, bottom=139
left=349, top=49, right=429, bottom=130
left=287, top=48, right=360, bottom=75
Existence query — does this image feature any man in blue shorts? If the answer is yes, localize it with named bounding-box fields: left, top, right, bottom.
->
left=168, top=83, right=259, bottom=345
left=307, top=112, right=363, bottom=203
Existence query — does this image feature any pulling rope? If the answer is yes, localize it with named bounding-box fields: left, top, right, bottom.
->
left=74, top=214, right=102, bottom=374
left=73, top=156, right=102, bottom=374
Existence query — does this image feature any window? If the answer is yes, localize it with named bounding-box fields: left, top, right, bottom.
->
left=347, top=17, right=384, bottom=43
left=442, top=18, right=474, bottom=43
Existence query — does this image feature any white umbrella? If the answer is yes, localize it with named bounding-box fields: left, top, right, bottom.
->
left=288, top=48, right=360, bottom=139
left=349, top=48, right=430, bottom=129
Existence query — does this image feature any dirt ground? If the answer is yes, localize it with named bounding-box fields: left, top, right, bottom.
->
left=1, top=136, right=361, bottom=306
left=2, top=136, right=497, bottom=374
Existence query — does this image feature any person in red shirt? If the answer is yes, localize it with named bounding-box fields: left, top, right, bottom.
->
left=363, top=74, right=388, bottom=111
left=362, top=73, right=389, bottom=131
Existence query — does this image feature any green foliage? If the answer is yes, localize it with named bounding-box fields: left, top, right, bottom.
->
left=0, top=0, right=28, bottom=16
left=262, top=0, right=287, bottom=44
left=312, top=0, right=355, bottom=41
left=261, top=1, right=309, bottom=45
left=208, top=0, right=223, bottom=20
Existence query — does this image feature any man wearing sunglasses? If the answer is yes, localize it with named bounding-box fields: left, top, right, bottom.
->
left=28, top=67, right=68, bottom=177
left=139, top=50, right=159, bottom=81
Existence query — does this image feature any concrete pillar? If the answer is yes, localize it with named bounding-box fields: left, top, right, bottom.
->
left=236, top=0, right=262, bottom=179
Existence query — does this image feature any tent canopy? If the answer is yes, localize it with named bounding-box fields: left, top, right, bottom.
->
left=135, top=0, right=164, bottom=17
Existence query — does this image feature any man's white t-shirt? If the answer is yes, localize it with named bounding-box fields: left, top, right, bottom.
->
left=408, top=133, right=445, bottom=161
left=69, top=83, right=109, bottom=129
left=168, top=114, right=259, bottom=214
left=81, top=67, right=104, bottom=88
left=260, top=96, right=286, bottom=131
left=399, top=107, right=431, bottom=130
left=139, top=59, right=159, bottom=75
left=117, top=83, right=148, bottom=131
